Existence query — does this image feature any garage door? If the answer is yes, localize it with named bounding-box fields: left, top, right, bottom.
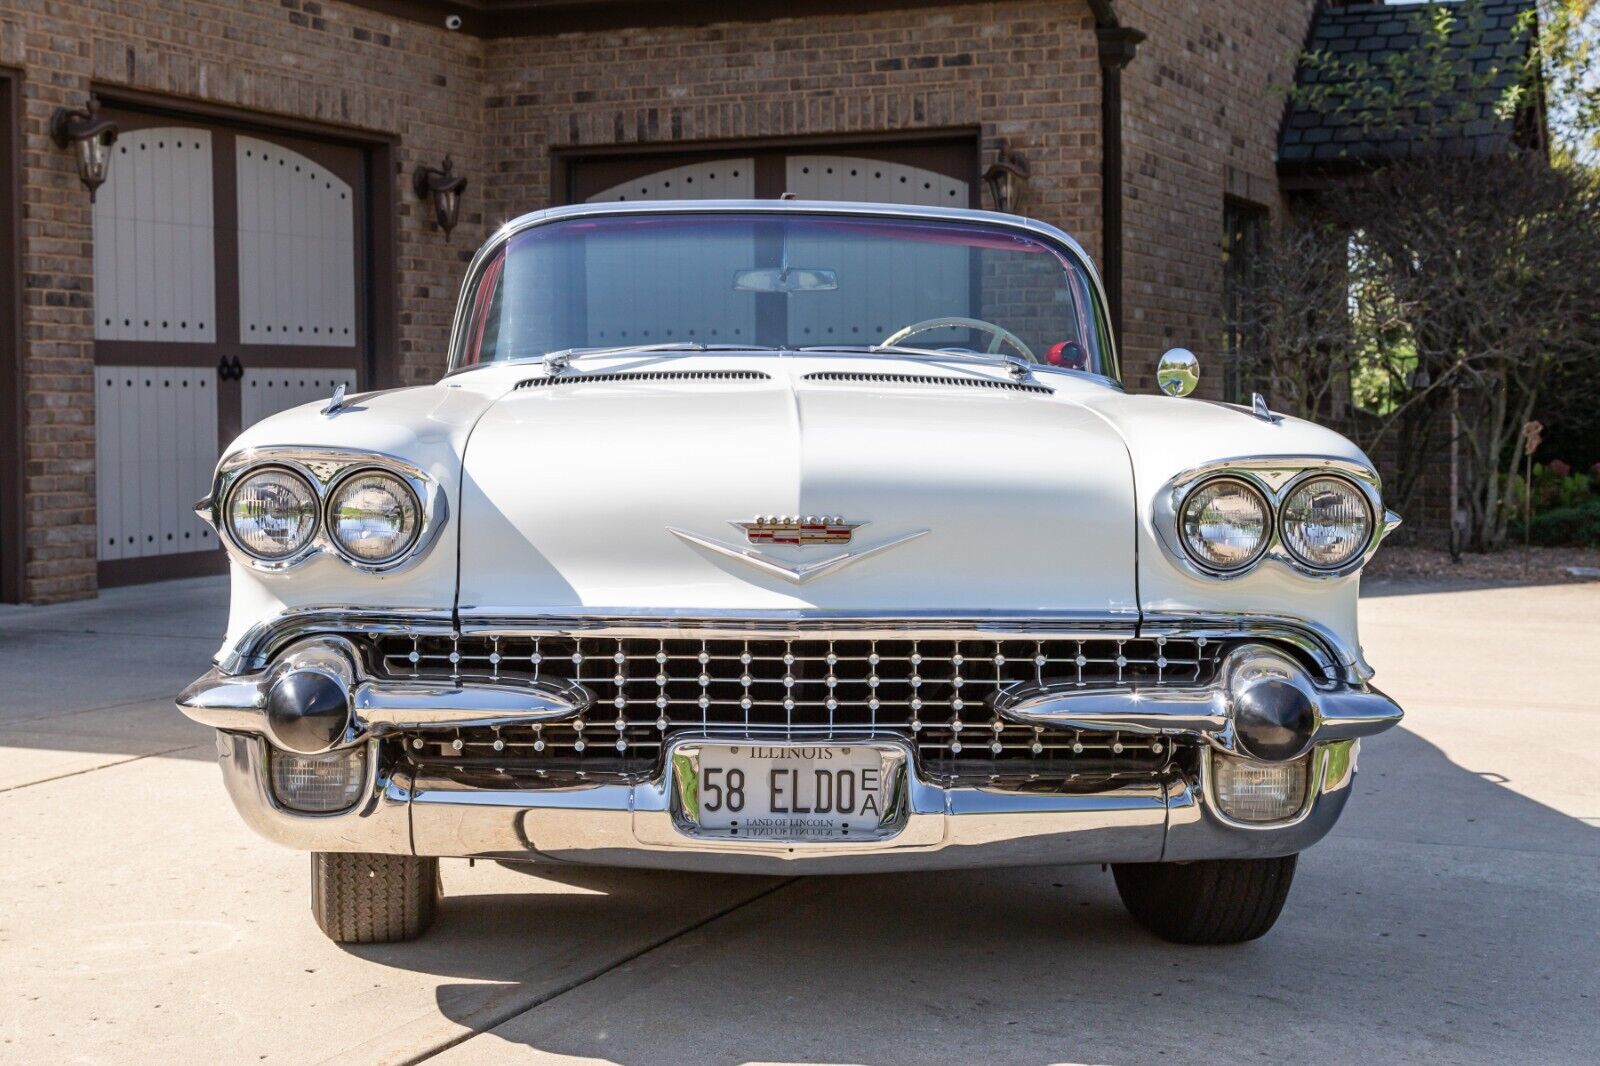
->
left=566, top=138, right=976, bottom=208
left=91, top=110, right=368, bottom=584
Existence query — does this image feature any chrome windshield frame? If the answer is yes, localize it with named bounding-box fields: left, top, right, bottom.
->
left=442, top=200, right=1120, bottom=383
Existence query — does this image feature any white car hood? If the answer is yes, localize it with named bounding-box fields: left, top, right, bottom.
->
left=455, top=360, right=1138, bottom=619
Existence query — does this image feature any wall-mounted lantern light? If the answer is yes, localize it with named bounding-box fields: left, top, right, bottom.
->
left=412, top=155, right=468, bottom=239
left=982, top=140, right=1031, bottom=215
left=50, top=96, right=119, bottom=202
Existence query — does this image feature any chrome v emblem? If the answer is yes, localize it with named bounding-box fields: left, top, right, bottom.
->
left=667, top=523, right=930, bottom=584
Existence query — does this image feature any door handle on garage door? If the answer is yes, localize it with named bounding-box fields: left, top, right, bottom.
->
left=217, top=355, right=243, bottom=381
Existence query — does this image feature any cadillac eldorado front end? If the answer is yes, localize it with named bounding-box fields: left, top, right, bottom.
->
left=179, top=201, right=1402, bottom=945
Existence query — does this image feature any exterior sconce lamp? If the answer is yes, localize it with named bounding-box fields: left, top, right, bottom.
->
left=982, top=140, right=1031, bottom=215
left=50, top=96, right=119, bottom=202
left=412, top=155, right=468, bottom=239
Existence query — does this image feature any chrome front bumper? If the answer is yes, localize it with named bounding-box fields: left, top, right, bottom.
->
left=214, top=731, right=1361, bottom=874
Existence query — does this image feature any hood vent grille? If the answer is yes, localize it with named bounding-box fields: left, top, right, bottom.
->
left=516, top=370, right=772, bottom=390
left=803, top=371, right=1053, bottom=395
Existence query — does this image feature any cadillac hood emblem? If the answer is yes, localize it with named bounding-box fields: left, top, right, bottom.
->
left=737, top=515, right=858, bottom=546
left=666, top=516, right=929, bottom=584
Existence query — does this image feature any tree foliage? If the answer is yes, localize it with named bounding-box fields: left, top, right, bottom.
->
left=1240, top=1, right=1600, bottom=551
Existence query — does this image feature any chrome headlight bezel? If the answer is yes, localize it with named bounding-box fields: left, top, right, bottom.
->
left=324, top=467, right=424, bottom=566
left=1177, top=475, right=1273, bottom=573
left=1278, top=473, right=1375, bottom=571
left=203, top=447, right=447, bottom=574
left=221, top=465, right=322, bottom=564
left=1158, top=458, right=1394, bottom=580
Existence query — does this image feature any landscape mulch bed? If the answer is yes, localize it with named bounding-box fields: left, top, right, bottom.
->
left=1364, top=545, right=1600, bottom=585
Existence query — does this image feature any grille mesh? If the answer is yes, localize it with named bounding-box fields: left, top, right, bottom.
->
left=376, top=634, right=1221, bottom=785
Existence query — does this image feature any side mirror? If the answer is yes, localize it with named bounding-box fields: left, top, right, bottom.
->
left=1156, top=348, right=1199, bottom=397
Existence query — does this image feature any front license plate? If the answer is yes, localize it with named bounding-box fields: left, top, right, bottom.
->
left=677, top=742, right=902, bottom=840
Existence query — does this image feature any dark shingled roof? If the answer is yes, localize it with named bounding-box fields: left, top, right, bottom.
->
left=1279, top=0, right=1540, bottom=171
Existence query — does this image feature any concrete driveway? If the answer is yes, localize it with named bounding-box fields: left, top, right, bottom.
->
left=2, top=577, right=1596, bottom=1064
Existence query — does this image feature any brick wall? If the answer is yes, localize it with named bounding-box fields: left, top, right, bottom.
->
left=1116, top=0, right=1317, bottom=393
left=0, top=0, right=487, bottom=602
left=479, top=2, right=1105, bottom=259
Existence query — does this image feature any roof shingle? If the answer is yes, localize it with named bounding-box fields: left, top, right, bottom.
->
left=1279, top=0, right=1538, bottom=169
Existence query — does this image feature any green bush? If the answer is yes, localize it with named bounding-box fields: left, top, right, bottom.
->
left=1519, top=499, right=1600, bottom=548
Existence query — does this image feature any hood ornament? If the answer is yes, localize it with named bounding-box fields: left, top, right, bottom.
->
left=668, top=517, right=928, bottom=584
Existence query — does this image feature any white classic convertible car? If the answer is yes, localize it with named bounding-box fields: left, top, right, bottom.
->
left=179, top=201, right=1402, bottom=945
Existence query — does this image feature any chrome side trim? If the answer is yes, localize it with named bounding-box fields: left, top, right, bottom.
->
left=1138, top=610, right=1363, bottom=682
left=454, top=610, right=1139, bottom=638
left=217, top=608, right=457, bottom=675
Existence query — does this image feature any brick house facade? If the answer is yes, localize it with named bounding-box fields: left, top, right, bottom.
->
left=0, top=0, right=1319, bottom=603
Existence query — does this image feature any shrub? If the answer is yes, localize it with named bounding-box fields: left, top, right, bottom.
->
left=1520, top=499, right=1600, bottom=548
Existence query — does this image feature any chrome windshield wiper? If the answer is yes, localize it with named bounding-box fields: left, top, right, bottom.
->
left=798, top=344, right=1038, bottom=382
left=542, top=343, right=778, bottom=374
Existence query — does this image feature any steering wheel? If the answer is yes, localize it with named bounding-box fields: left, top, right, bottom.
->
left=882, top=317, right=1037, bottom=363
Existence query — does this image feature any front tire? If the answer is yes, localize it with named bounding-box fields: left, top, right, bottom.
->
left=311, top=853, right=440, bottom=943
left=1112, top=855, right=1297, bottom=944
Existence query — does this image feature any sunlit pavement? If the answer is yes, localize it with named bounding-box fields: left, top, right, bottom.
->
left=2, top=576, right=1596, bottom=1064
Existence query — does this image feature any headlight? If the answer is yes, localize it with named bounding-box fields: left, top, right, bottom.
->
left=226, top=468, right=319, bottom=560
left=327, top=470, right=421, bottom=564
left=1280, top=476, right=1372, bottom=570
left=1179, top=477, right=1271, bottom=572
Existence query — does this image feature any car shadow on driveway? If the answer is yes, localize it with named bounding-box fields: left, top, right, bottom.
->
left=345, top=725, right=1600, bottom=1065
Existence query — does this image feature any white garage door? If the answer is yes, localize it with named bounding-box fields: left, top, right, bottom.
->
left=91, top=111, right=370, bottom=581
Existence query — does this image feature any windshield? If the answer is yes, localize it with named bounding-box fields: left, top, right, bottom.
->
left=452, top=212, right=1113, bottom=376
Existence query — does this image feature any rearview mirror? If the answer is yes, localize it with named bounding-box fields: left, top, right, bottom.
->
left=1156, top=348, right=1200, bottom=397
left=733, top=267, right=838, bottom=293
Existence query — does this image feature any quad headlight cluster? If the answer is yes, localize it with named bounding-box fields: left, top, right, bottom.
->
left=213, top=452, right=435, bottom=572
left=1177, top=472, right=1376, bottom=576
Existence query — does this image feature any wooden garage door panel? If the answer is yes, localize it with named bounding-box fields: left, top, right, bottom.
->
left=94, top=366, right=218, bottom=560
left=585, top=158, right=755, bottom=202
left=784, top=154, right=969, bottom=207
left=235, top=136, right=357, bottom=347
left=92, top=127, right=216, bottom=343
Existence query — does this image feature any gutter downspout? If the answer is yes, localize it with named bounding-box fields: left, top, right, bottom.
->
left=1097, top=23, right=1145, bottom=349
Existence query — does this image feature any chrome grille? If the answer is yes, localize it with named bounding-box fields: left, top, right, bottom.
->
left=376, top=634, right=1221, bottom=784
